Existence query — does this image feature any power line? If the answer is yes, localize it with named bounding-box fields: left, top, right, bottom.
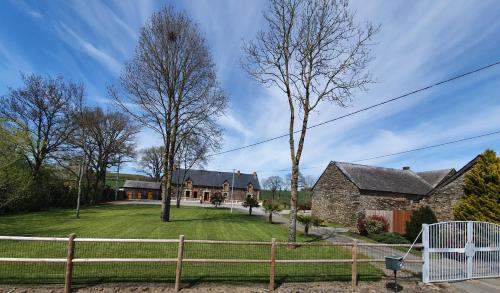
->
left=209, top=60, right=500, bottom=157
left=236, top=129, right=500, bottom=174
left=352, top=130, right=500, bottom=163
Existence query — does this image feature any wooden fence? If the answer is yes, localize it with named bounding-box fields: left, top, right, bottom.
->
left=0, top=235, right=423, bottom=292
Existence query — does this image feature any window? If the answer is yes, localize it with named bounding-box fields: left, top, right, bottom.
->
left=247, top=184, right=253, bottom=193
left=223, top=182, right=229, bottom=192
left=185, top=190, right=191, bottom=197
left=185, top=180, right=193, bottom=189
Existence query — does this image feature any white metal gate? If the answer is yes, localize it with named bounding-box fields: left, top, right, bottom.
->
left=422, top=221, right=500, bottom=283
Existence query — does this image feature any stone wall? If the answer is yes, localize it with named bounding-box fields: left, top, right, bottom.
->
left=171, top=186, right=259, bottom=202
left=421, top=174, right=466, bottom=221
left=312, top=163, right=422, bottom=227
left=311, top=163, right=361, bottom=227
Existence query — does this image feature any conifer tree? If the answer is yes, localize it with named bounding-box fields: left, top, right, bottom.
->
left=453, top=149, right=500, bottom=223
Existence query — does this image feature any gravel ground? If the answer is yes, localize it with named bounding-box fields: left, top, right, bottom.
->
left=0, top=280, right=459, bottom=293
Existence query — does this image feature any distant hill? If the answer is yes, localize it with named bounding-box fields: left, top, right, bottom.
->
left=105, top=172, right=153, bottom=189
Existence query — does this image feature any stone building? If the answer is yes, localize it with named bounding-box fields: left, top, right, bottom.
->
left=311, top=161, right=456, bottom=227
left=421, top=156, right=478, bottom=221
left=171, top=169, right=261, bottom=202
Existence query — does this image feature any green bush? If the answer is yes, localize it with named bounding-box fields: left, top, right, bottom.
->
left=369, top=232, right=410, bottom=244
left=364, top=215, right=389, bottom=235
left=405, top=206, right=437, bottom=242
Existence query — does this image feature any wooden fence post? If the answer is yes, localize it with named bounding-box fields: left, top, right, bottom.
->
left=175, top=235, right=185, bottom=292
left=351, top=239, right=357, bottom=287
left=64, top=233, right=76, bottom=293
left=269, top=238, right=276, bottom=292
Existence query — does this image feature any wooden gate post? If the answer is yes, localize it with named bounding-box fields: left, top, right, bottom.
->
left=175, top=235, right=185, bottom=292
left=64, top=233, right=76, bottom=293
left=269, top=238, right=276, bottom=292
left=351, top=239, right=357, bottom=286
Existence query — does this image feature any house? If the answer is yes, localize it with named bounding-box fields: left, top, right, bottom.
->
left=172, top=169, right=261, bottom=202
left=123, top=180, right=162, bottom=200
left=310, top=159, right=474, bottom=227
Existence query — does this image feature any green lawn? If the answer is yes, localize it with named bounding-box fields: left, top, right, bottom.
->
left=0, top=205, right=382, bottom=284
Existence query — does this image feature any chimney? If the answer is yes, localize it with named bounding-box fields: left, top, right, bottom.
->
left=402, top=166, right=410, bottom=170
left=253, top=171, right=257, bottom=177
left=236, top=170, right=241, bottom=176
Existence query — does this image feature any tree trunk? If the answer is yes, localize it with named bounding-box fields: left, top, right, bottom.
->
left=288, top=163, right=299, bottom=242
left=304, top=224, right=309, bottom=235
left=269, top=213, right=273, bottom=223
left=76, top=151, right=86, bottom=219
left=249, top=206, right=252, bottom=215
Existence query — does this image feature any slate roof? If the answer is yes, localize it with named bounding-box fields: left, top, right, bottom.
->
left=172, top=169, right=261, bottom=190
left=334, top=162, right=433, bottom=195
left=123, top=180, right=161, bottom=190
left=428, top=155, right=479, bottom=193
left=416, top=169, right=455, bottom=188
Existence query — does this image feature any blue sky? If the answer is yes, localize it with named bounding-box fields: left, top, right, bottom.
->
left=1, top=0, right=499, bottom=180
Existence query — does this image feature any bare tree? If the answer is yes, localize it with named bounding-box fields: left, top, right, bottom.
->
left=243, top=0, right=377, bottom=241
left=139, top=146, right=165, bottom=181
left=0, top=73, right=83, bottom=181
left=79, top=107, right=138, bottom=203
left=112, top=7, right=227, bottom=222
left=263, top=176, right=284, bottom=200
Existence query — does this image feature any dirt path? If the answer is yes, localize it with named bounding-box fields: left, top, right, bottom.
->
left=0, top=280, right=458, bottom=293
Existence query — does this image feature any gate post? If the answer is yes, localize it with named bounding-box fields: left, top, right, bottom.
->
left=466, top=221, right=473, bottom=279
left=175, top=235, right=185, bottom=292
left=422, top=224, right=429, bottom=283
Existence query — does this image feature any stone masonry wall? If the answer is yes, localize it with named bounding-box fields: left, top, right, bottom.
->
left=421, top=174, right=466, bottom=222
left=311, top=164, right=361, bottom=227
left=312, top=163, right=423, bottom=227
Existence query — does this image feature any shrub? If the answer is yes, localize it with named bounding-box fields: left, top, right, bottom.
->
left=369, top=232, right=410, bottom=244
left=297, top=201, right=312, bottom=211
left=297, top=215, right=323, bottom=235
left=357, top=217, right=368, bottom=236
left=405, top=206, right=437, bottom=242
left=210, top=193, right=224, bottom=207
left=263, top=201, right=282, bottom=223
left=241, top=195, right=259, bottom=215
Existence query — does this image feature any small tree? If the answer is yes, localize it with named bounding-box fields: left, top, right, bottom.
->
left=297, top=215, right=322, bottom=235
left=263, top=201, right=283, bottom=223
left=405, top=206, right=437, bottom=242
left=242, top=195, right=260, bottom=215
left=210, top=193, right=224, bottom=208
left=453, top=149, right=500, bottom=223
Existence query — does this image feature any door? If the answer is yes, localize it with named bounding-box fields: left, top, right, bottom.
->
left=423, top=221, right=500, bottom=283
left=147, top=192, right=153, bottom=200
left=127, top=191, right=132, bottom=200
left=137, top=192, right=142, bottom=199
left=203, top=192, right=209, bottom=201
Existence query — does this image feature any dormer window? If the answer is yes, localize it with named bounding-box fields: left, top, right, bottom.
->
left=185, top=180, right=193, bottom=190
left=247, top=183, right=253, bottom=193
left=223, top=182, right=230, bottom=192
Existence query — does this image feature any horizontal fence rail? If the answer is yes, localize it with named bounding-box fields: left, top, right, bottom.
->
left=0, top=235, right=424, bottom=292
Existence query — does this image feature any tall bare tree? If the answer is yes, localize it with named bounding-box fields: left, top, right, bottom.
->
left=139, top=146, right=165, bottom=181
left=78, top=107, right=138, bottom=203
left=263, top=176, right=284, bottom=201
left=243, top=0, right=377, bottom=241
left=0, top=73, right=83, bottom=181
left=112, top=7, right=227, bottom=222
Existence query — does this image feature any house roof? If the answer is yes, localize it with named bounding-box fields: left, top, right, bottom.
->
left=428, top=155, right=479, bottom=194
left=172, top=169, right=261, bottom=190
left=334, top=162, right=433, bottom=195
left=416, top=169, right=455, bottom=188
left=123, top=180, right=161, bottom=190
